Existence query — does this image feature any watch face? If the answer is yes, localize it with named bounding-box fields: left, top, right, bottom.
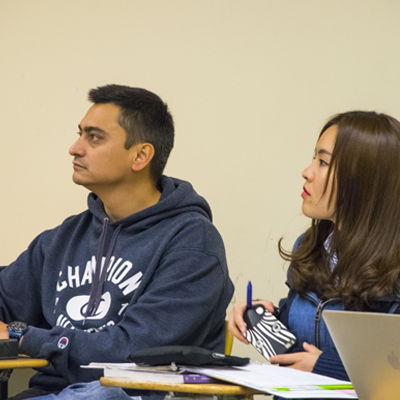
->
left=8, top=321, right=28, bottom=335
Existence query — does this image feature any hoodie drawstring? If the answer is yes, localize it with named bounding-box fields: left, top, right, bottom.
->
left=84, top=219, right=122, bottom=321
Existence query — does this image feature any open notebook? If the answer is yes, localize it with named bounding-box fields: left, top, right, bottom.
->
left=323, top=310, right=400, bottom=400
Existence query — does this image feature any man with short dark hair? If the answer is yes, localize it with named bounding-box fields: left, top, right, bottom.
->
left=0, top=85, right=234, bottom=399
left=87, top=85, right=174, bottom=183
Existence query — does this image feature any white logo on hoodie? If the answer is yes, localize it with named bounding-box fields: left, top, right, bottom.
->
left=66, top=292, right=111, bottom=321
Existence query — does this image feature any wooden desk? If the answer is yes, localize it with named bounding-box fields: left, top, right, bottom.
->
left=0, top=356, right=48, bottom=400
left=100, top=377, right=264, bottom=399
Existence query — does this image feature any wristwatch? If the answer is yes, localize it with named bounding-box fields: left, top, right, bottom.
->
left=7, top=321, right=29, bottom=342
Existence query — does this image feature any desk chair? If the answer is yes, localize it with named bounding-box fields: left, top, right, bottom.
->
left=225, top=321, right=234, bottom=356
left=0, top=358, right=48, bottom=400
left=101, top=322, right=264, bottom=400
left=101, top=377, right=263, bottom=399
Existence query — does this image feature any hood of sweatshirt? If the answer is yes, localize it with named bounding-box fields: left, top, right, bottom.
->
left=88, top=176, right=212, bottom=231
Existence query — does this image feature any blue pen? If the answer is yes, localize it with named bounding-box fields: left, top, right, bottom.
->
left=246, top=281, right=252, bottom=310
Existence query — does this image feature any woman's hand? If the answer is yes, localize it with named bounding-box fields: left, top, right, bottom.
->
left=270, top=342, right=322, bottom=372
left=228, top=300, right=275, bottom=344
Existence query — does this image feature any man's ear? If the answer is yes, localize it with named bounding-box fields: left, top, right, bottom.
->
left=131, top=143, right=155, bottom=172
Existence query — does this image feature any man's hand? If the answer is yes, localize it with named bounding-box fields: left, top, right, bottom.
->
left=228, top=300, right=275, bottom=344
left=0, top=321, right=9, bottom=340
left=269, top=342, right=322, bottom=372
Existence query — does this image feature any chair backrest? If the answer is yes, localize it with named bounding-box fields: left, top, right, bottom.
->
left=225, top=320, right=233, bottom=355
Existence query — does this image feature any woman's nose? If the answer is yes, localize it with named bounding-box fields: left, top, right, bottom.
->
left=302, top=162, right=314, bottom=181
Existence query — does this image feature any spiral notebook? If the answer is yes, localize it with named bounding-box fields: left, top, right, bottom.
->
left=323, top=310, right=400, bottom=400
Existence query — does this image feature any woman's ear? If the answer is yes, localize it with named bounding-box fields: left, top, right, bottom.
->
left=131, top=143, right=155, bottom=172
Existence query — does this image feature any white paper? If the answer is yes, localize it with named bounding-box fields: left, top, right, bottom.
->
left=81, top=362, right=138, bottom=369
left=266, top=389, right=357, bottom=399
left=184, top=363, right=357, bottom=399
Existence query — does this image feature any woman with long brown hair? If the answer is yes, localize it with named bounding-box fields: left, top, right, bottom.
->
left=229, top=111, right=400, bottom=380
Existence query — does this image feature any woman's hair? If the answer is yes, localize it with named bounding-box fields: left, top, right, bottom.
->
left=279, top=111, right=400, bottom=310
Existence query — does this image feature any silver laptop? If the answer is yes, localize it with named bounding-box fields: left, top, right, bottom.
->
left=323, top=310, right=400, bottom=400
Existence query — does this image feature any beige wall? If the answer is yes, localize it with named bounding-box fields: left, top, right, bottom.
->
left=1, top=0, right=400, bottom=372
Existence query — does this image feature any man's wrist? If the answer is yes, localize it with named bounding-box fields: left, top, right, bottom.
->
left=7, top=321, right=29, bottom=342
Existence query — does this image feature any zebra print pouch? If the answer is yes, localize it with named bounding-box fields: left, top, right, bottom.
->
left=243, top=304, right=296, bottom=360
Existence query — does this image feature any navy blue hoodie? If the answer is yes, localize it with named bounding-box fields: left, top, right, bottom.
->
left=0, top=176, right=234, bottom=390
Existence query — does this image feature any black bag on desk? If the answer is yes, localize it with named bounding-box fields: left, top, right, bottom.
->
left=127, top=345, right=250, bottom=367
left=0, top=339, right=18, bottom=359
